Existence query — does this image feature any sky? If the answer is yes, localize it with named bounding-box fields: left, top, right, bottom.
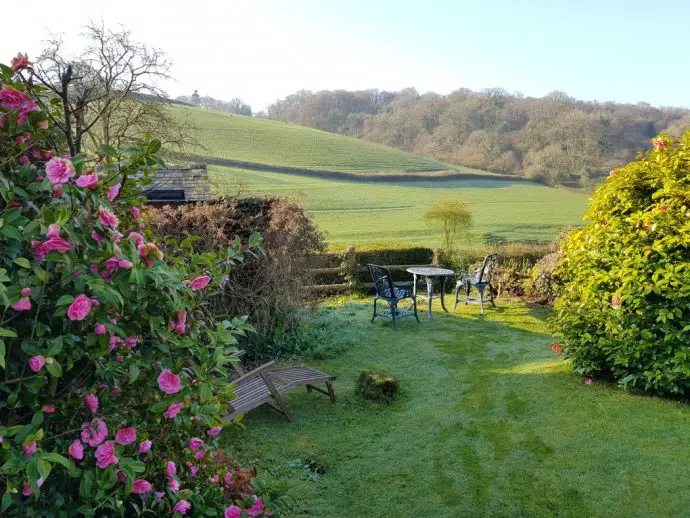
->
left=1, top=0, right=688, bottom=112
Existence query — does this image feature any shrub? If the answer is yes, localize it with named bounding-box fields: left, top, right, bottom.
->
left=553, top=133, right=690, bottom=396
left=0, top=57, right=271, bottom=516
left=355, top=370, right=399, bottom=403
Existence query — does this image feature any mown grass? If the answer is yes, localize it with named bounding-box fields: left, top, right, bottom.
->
left=170, top=105, right=471, bottom=173
left=223, top=299, right=690, bottom=517
left=210, top=166, right=588, bottom=245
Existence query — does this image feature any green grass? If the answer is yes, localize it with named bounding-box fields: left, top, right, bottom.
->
left=170, top=105, right=472, bottom=173
left=224, top=299, right=690, bottom=517
left=210, top=166, right=588, bottom=245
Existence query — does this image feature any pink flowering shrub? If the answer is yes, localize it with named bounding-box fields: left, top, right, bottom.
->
left=0, top=59, right=279, bottom=516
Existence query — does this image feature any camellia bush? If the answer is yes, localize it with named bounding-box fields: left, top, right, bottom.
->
left=0, top=56, right=274, bottom=516
left=553, top=132, right=690, bottom=396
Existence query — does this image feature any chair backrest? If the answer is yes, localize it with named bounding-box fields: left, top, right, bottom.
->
left=476, top=253, right=497, bottom=283
left=367, top=264, right=395, bottom=298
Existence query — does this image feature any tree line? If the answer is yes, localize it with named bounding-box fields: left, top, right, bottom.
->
left=267, top=87, right=690, bottom=185
left=176, top=90, right=252, bottom=116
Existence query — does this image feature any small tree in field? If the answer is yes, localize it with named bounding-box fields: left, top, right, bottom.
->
left=423, top=198, right=472, bottom=256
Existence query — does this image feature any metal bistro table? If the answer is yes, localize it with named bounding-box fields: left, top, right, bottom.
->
left=406, top=267, right=455, bottom=320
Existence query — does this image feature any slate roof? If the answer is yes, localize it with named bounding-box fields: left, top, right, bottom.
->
left=144, top=165, right=212, bottom=204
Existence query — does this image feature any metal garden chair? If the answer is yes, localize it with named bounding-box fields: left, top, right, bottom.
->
left=367, top=264, right=419, bottom=329
left=454, top=253, right=497, bottom=314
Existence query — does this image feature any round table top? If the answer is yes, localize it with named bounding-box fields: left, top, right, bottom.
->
left=407, top=266, right=455, bottom=277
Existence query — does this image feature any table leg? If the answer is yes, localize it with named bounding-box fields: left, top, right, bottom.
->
left=412, top=273, right=417, bottom=297
left=425, top=276, right=434, bottom=320
left=440, top=277, right=449, bottom=313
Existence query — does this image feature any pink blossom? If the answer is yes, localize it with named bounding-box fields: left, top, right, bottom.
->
left=209, top=474, right=219, bottom=484
left=172, top=500, right=191, bottom=515
left=164, top=402, right=184, bottom=419
left=247, top=497, right=264, bottom=517
left=28, top=355, right=46, bottom=372
left=46, top=224, right=61, bottom=239
left=31, top=240, right=48, bottom=261
left=98, top=206, right=119, bottom=228
left=155, top=491, right=165, bottom=501
left=111, top=386, right=121, bottom=397
left=116, top=355, right=125, bottom=361
left=75, top=173, right=99, bottom=189
left=45, top=157, right=76, bottom=185
left=124, top=336, right=138, bottom=349
left=91, top=231, right=105, bottom=244
left=118, top=259, right=133, bottom=270
left=188, top=438, right=203, bottom=451
left=43, top=236, right=72, bottom=253
left=11, top=53, right=31, bottom=73
left=95, top=323, right=107, bottom=335
left=132, top=479, right=153, bottom=494
left=11, top=296, right=31, bottom=311
left=653, top=137, right=666, bottom=150
left=107, top=183, right=121, bottom=202
left=584, top=378, right=593, bottom=385
left=130, top=206, right=141, bottom=220
left=194, top=449, right=206, bottom=460
left=186, top=462, right=199, bottom=477
left=115, top=427, right=137, bottom=445
left=189, top=275, right=211, bottom=290
left=19, top=155, right=30, bottom=165
left=224, top=472, right=233, bottom=486
left=23, top=441, right=37, bottom=458
left=225, top=505, right=242, bottom=518
left=42, top=404, right=55, bottom=413
left=52, top=186, right=63, bottom=199
left=168, top=477, right=180, bottom=492
left=170, top=310, right=187, bottom=335
left=84, top=394, right=99, bottom=414
left=81, top=418, right=108, bottom=447
left=139, top=440, right=152, bottom=453
left=22, top=482, right=32, bottom=497
left=68, top=294, right=93, bottom=321
left=207, top=426, right=222, bottom=437
left=109, top=335, right=124, bottom=351
left=128, top=231, right=144, bottom=246
left=166, top=461, right=177, bottom=477
left=69, top=440, right=84, bottom=460
left=0, top=85, right=33, bottom=110
left=20, top=287, right=31, bottom=297
left=95, top=441, right=118, bottom=469
left=157, top=369, right=182, bottom=394
left=117, top=469, right=128, bottom=484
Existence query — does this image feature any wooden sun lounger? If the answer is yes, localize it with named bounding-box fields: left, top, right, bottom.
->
left=221, top=352, right=336, bottom=422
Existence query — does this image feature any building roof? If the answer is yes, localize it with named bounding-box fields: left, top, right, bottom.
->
left=143, top=165, right=212, bottom=204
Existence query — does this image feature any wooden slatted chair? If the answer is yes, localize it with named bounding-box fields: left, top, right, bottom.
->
left=221, top=352, right=336, bottom=422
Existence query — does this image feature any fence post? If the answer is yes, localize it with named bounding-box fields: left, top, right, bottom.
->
left=432, top=248, right=442, bottom=266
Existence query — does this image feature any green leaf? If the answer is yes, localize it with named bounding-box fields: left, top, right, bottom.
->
left=39, top=452, right=72, bottom=470
left=0, top=328, right=17, bottom=338
left=1, top=491, right=12, bottom=513
left=13, top=257, right=31, bottom=269
left=129, top=364, right=140, bottom=384
left=46, top=361, right=63, bottom=378
left=37, top=459, right=51, bottom=480
left=55, top=294, right=75, bottom=307
left=1, top=225, right=22, bottom=241
left=100, top=144, right=118, bottom=157
left=200, top=383, right=213, bottom=403
left=0, top=340, right=5, bottom=369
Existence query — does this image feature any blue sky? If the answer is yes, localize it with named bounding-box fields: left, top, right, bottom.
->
left=2, top=0, right=688, bottom=110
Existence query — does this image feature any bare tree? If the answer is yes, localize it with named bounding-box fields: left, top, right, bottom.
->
left=228, top=98, right=252, bottom=116
left=29, top=20, right=186, bottom=157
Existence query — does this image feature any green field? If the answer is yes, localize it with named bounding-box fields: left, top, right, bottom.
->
left=210, top=166, right=588, bottom=246
left=170, top=105, right=472, bottom=173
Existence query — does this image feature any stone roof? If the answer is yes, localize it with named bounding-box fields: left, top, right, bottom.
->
left=143, top=165, right=212, bottom=204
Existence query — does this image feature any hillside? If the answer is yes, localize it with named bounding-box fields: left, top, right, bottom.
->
left=169, top=105, right=487, bottom=174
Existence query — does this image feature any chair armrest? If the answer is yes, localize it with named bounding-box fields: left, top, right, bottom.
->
left=394, top=281, right=414, bottom=288
left=232, top=361, right=276, bottom=385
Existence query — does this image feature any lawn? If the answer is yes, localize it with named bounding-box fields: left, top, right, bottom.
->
left=210, top=166, right=588, bottom=245
left=169, top=105, right=468, bottom=173
left=224, top=299, right=690, bottom=517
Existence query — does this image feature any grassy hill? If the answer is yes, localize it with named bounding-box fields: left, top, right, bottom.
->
left=170, top=105, right=482, bottom=174
left=210, top=166, right=588, bottom=246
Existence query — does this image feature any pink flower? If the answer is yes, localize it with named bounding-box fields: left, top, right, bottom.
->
left=225, top=506, right=242, bottom=518
left=68, top=294, right=93, bottom=321
left=69, top=440, right=84, bottom=460
left=189, top=276, right=211, bottom=290
left=95, top=323, right=107, bottom=335
left=23, top=441, right=37, bottom=458
left=109, top=335, right=124, bottom=351
left=81, top=418, right=108, bottom=447
left=45, top=224, right=61, bottom=239
left=188, top=438, right=203, bottom=451
left=45, top=157, right=76, bottom=185
left=11, top=296, right=31, bottom=311
left=115, top=355, right=124, bottom=361
left=209, top=474, right=219, bottom=484
left=130, top=206, right=141, bottom=220
left=75, top=173, right=99, bottom=189
left=168, top=477, right=180, bottom=492
left=128, top=231, right=145, bottom=246
left=111, top=386, right=121, bottom=397
left=28, top=355, right=46, bottom=372
left=19, top=155, right=30, bottom=165
left=247, top=497, right=264, bottom=517
left=84, top=394, right=99, bottom=414
left=107, top=183, right=121, bottom=202
left=186, top=462, right=199, bottom=477
left=224, top=472, right=233, bottom=486
left=22, top=482, right=32, bottom=497
left=139, top=439, right=152, bottom=453
left=207, top=426, right=222, bottom=437
left=157, top=369, right=182, bottom=394
left=0, top=84, right=32, bottom=110
left=42, top=404, right=55, bottom=413
left=11, top=53, right=31, bottom=73
left=172, top=500, right=191, bottom=515
left=21, top=287, right=31, bottom=297
left=95, top=441, right=118, bottom=469
left=98, top=206, right=119, bottom=228
left=117, top=469, right=128, bottom=484
left=155, top=491, right=165, bottom=501
left=31, top=240, right=48, bottom=261
left=118, top=259, right=133, bottom=270
left=91, top=231, right=105, bottom=244
left=124, top=336, right=138, bottom=349
left=115, top=427, right=137, bottom=445
left=194, top=449, right=206, bottom=460
left=43, top=236, right=72, bottom=253
left=170, top=310, right=188, bottom=335
left=132, top=479, right=153, bottom=494
left=166, top=461, right=177, bottom=477
left=653, top=137, right=666, bottom=150
left=584, top=378, right=593, bottom=385
left=164, top=402, right=184, bottom=419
